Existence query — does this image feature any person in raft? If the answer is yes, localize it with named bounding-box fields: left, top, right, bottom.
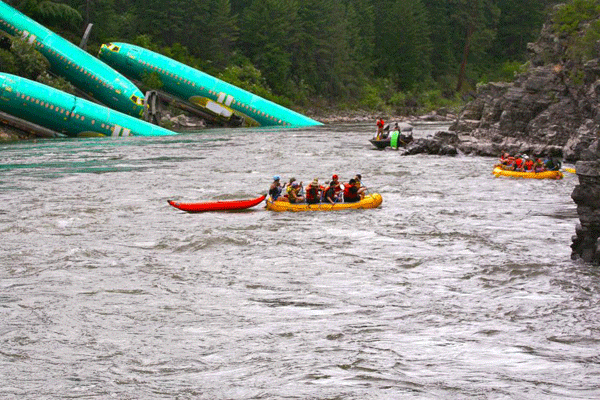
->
left=288, top=182, right=305, bottom=204
left=269, top=175, right=282, bottom=200
left=305, top=179, right=322, bottom=204
left=285, top=177, right=302, bottom=194
left=343, top=178, right=365, bottom=203
left=354, top=174, right=365, bottom=190
left=330, top=174, right=343, bottom=201
left=323, top=180, right=339, bottom=204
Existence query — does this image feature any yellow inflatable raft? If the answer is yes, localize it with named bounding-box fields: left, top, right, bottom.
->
left=266, top=193, right=383, bottom=212
left=493, top=166, right=563, bottom=180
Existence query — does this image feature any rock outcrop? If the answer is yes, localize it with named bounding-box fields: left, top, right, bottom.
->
left=447, top=9, right=600, bottom=161
left=403, top=131, right=459, bottom=156
left=442, top=4, right=600, bottom=264
left=571, top=153, right=600, bottom=264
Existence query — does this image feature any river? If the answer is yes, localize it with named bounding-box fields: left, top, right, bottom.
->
left=1, top=122, right=599, bottom=399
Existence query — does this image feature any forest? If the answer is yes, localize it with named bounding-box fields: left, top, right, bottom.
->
left=0, top=0, right=597, bottom=117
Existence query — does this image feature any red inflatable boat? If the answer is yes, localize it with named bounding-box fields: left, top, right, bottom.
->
left=168, top=195, right=266, bottom=213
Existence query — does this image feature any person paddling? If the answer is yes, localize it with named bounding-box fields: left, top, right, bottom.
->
left=323, top=180, right=338, bottom=204
left=343, top=178, right=365, bottom=203
left=288, top=182, right=305, bottom=204
left=305, top=179, right=322, bottom=204
left=269, top=175, right=282, bottom=200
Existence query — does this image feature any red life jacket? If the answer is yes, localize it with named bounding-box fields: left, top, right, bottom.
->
left=524, top=159, right=534, bottom=170
left=332, top=181, right=342, bottom=194
left=344, top=185, right=359, bottom=202
left=306, top=185, right=320, bottom=201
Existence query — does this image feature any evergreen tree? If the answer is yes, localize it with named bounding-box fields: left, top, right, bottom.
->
left=423, top=0, right=458, bottom=90
left=203, top=0, right=239, bottom=70
left=239, top=0, right=300, bottom=94
left=342, top=0, right=375, bottom=92
left=295, top=0, right=356, bottom=98
left=452, top=0, right=500, bottom=92
left=375, top=0, right=432, bottom=90
left=10, top=0, right=83, bottom=37
left=489, top=0, right=547, bottom=62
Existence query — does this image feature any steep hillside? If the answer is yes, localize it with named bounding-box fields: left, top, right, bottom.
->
left=451, top=2, right=600, bottom=162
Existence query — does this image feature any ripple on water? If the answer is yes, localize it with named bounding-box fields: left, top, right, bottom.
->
left=1, top=123, right=598, bottom=399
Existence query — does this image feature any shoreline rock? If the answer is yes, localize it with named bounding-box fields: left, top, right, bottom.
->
left=443, top=6, right=600, bottom=264
left=571, top=157, right=600, bottom=264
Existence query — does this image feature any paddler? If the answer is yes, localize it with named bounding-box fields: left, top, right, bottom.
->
left=323, top=180, right=339, bottom=204
left=269, top=175, right=282, bottom=200
left=288, top=182, right=305, bottom=204
left=305, top=179, right=322, bottom=204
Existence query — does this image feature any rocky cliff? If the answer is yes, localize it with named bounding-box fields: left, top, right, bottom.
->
left=450, top=15, right=599, bottom=161
left=446, top=4, right=600, bottom=264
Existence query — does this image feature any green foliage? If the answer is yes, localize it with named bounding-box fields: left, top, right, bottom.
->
left=553, top=0, right=600, bottom=35
left=217, top=63, right=272, bottom=99
left=359, top=84, right=386, bottom=111
left=375, top=0, right=433, bottom=90
left=569, top=19, right=600, bottom=62
left=479, top=60, right=529, bottom=83
left=239, top=0, right=299, bottom=94
left=16, top=0, right=83, bottom=29
left=489, top=0, right=549, bottom=62
left=417, top=89, right=461, bottom=113
left=133, top=35, right=155, bottom=51
left=0, top=49, right=18, bottom=74
left=141, top=71, right=164, bottom=90
left=37, top=72, right=77, bottom=94
left=552, top=0, right=600, bottom=65
left=358, top=78, right=396, bottom=111
left=3, top=0, right=574, bottom=114
left=569, top=69, right=585, bottom=85
left=1, top=37, right=49, bottom=79
left=203, top=0, right=238, bottom=69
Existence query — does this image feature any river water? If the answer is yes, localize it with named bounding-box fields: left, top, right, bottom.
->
left=1, top=122, right=599, bottom=399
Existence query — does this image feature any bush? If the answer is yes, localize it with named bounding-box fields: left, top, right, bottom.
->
left=570, top=19, right=600, bottom=62
left=37, top=72, right=77, bottom=94
left=553, top=0, right=600, bottom=36
left=1, top=38, right=49, bottom=79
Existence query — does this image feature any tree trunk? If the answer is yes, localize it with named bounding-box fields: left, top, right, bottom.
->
left=456, top=23, right=474, bottom=92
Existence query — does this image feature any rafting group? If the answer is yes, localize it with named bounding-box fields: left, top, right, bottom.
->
left=269, top=174, right=366, bottom=204
left=493, top=152, right=564, bottom=180
left=496, top=152, right=562, bottom=172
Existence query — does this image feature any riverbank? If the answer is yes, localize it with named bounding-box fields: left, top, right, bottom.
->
left=0, top=108, right=457, bottom=142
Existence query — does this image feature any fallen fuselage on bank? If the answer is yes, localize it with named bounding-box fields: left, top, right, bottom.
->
left=0, top=73, right=176, bottom=137
left=0, top=1, right=146, bottom=118
left=98, top=42, right=322, bottom=128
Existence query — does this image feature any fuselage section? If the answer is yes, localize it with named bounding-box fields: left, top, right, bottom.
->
left=0, top=1, right=146, bottom=117
left=98, top=42, right=322, bottom=128
left=0, top=73, right=176, bottom=137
